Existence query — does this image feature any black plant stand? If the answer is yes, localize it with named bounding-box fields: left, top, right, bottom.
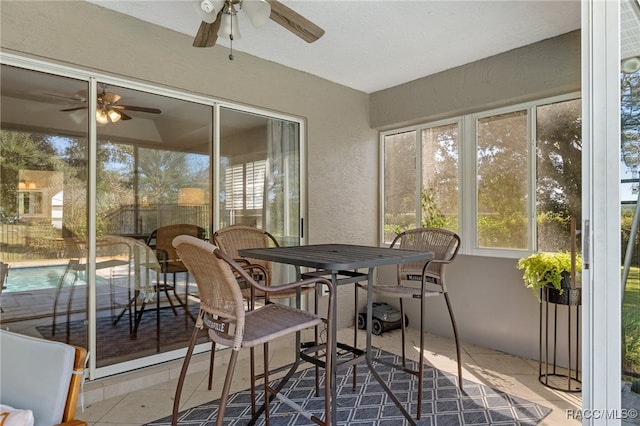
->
left=539, top=285, right=582, bottom=392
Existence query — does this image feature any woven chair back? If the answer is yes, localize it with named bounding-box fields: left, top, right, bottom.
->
left=152, top=224, right=203, bottom=262
left=213, top=225, right=278, bottom=282
left=394, top=227, right=460, bottom=282
left=173, top=235, right=247, bottom=348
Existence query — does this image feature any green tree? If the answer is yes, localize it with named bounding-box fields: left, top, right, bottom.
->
left=0, top=130, right=60, bottom=217
left=536, top=100, right=582, bottom=251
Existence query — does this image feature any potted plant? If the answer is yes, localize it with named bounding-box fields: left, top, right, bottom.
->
left=517, top=251, right=582, bottom=304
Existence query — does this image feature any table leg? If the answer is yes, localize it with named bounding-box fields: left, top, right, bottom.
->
left=365, top=267, right=417, bottom=425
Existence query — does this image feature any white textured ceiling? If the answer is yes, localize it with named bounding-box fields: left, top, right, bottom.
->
left=86, top=0, right=583, bottom=93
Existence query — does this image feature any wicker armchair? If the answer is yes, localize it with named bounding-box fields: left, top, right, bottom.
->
left=212, top=225, right=314, bottom=305
left=146, top=224, right=205, bottom=320
left=372, top=227, right=462, bottom=420
left=171, top=236, right=333, bottom=426
left=211, top=225, right=318, bottom=392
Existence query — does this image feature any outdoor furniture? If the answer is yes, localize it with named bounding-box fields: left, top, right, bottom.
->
left=211, top=225, right=315, bottom=393
left=0, top=262, right=8, bottom=313
left=0, top=329, right=88, bottom=426
left=146, top=224, right=205, bottom=322
left=237, top=243, right=433, bottom=425
left=52, top=237, right=131, bottom=342
left=372, top=227, right=462, bottom=419
left=108, top=236, right=167, bottom=351
left=212, top=225, right=314, bottom=306
left=171, top=236, right=333, bottom=426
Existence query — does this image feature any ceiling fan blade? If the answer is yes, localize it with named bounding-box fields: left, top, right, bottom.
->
left=115, top=105, right=162, bottom=114
left=193, top=11, right=223, bottom=47
left=266, top=0, right=324, bottom=43
left=118, top=111, right=132, bottom=121
left=102, top=92, right=121, bottom=105
left=60, top=106, right=88, bottom=112
left=44, top=92, right=85, bottom=102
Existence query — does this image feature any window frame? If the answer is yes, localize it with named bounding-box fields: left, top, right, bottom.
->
left=381, top=92, right=581, bottom=258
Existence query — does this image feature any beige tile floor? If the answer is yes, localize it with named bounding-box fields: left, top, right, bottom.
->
left=78, top=327, right=581, bottom=425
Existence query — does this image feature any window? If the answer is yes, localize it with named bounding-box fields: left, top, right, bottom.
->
left=224, top=160, right=266, bottom=210
left=382, top=123, right=459, bottom=244
left=382, top=95, right=581, bottom=255
left=476, top=110, right=528, bottom=250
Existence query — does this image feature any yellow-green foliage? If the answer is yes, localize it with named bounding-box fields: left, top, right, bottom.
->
left=517, top=251, right=582, bottom=299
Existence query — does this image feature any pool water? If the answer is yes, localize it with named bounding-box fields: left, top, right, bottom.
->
left=2, top=265, right=109, bottom=293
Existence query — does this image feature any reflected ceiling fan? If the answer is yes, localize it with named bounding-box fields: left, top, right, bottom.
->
left=59, top=86, right=161, bottom=124
left=193, top=0, right=324, bottom=59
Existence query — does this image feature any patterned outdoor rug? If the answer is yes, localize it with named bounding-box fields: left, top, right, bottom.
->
left=147, top=347, right=551, bottom=425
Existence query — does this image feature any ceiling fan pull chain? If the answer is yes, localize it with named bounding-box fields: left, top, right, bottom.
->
left=229, top=8, right=235, bottom=61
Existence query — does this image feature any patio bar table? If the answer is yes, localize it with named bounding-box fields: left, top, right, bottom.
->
left=238, top=243, right=433, bottom=425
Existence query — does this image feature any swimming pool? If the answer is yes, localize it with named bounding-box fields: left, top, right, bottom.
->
left=2, top=265, right=110, bottom=293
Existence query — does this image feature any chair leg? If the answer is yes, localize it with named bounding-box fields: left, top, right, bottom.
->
left=415, top=295, right=426, bottom=420
left=171, top=323, right=201, bottom=426
left=208, top=341, right=217, bottom=390
left=250, top=347, right=256, bottom=415
left=215, top=349, right=240, bottom=426
left=444, top=292, right=463, bottom=389
left=162, top=271, right=179, bottom=315
left=400, top=298, right=407, bottom=369
left=352, top=280, right=359, bottom=391
left=52, top=261, right=75, bottom=336
left=263, top=342, right=270, bottom=426
left=65, top=273, right=80, bottom=344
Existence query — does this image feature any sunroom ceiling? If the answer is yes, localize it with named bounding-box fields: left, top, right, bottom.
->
left=86, top=0, right=582, bottom=94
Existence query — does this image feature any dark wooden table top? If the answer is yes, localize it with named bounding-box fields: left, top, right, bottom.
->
left=238, top=243, right=432, bottom=271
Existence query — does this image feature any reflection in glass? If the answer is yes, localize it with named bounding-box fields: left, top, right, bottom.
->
left=621, top=0, right=640, bottom=408
left=476, top=110, right=528, bottom=249
left=421, top=124, right=459, bottom=233
left=535, top=99, right=582, bottom=252
left=0, top=64, right=89, bottom=351
left=219, top=107, right=300, bottom=247
left=383, top=131, right=417, bottom=244
left=95, top=83, right=212, bottom=366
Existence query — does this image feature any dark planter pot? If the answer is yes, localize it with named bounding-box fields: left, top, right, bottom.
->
left=540, top=272, right=582, bottom=306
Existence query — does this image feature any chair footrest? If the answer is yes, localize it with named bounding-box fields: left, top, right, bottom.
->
left=301, top=269, right=368, bottom=285
left=372, top=355, right=421, bottom=378
left=300, top=341, right=365, bottom=370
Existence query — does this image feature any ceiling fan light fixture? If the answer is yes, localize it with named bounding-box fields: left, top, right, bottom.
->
left=108, top=109, right=122, bottom=123
left=196, top=0, right=224, bottom=23
left=242, top=0, right=271, bottom=27
left=96, top=109, right=109, bottom=125
left=218, top=12, right=241, bottom=40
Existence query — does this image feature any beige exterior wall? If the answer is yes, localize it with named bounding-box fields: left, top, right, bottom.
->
left=370, top=30, right=580, bottom=129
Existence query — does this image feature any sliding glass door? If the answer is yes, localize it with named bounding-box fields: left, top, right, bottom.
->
left=0, top=59, right=304, bottom=378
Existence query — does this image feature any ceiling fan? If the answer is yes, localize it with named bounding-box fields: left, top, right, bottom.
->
left=58, top=86, right=162, bottom=124
left=193, top=0, right=324, bottom=59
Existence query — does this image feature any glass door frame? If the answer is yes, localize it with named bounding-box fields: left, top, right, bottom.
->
left=1, top=51, right=308, bottom=380
left=582, top=0, right=622, bottom=422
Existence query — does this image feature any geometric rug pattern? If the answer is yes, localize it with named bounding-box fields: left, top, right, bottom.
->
left=146, top=347, right=551, bottom=425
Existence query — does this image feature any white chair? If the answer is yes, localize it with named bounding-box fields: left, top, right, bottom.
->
left=0, top=330, right=88, bottom=426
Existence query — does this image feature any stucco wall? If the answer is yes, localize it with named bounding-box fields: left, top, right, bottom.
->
left=370, top=30, right=581, bottom=129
